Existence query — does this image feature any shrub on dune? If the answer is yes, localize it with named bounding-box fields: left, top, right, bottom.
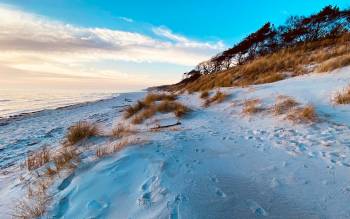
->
left=242, top=99, right=265, bottom=115
left=317, top=54, right=350, bottom=73
left=66, top=121, right=100, bottom=145
left=26, top=146, right=51, bottom=171
left=200, top=91, right=209, bottom=99
left=204, top=91, right=228, bottom=107
left=273, top=96, right=299, bottom=115
left=112, top=124, right=136, bottom=138
left=286, top=105, right=318, bottom=123
left=334, top=85, right=350, bottom=104
left=131, top=100, right=190, bottom=124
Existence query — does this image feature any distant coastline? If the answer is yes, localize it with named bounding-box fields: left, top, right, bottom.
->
left=0, top=92, right=125, bottom=126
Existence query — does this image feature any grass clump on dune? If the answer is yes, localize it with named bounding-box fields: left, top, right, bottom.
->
left=241, top=99, right=265, bottom=115
left=26, top=146, right=50, bottom=171
left=273, top=96, right=299, bottom=115
left=124, top=92, right=190, bottom=125
left=334, top=85, right=350, bottom=104
left=124, top=93, right=177, bottom=119
left=112, top=124, right=136, bottom=138
left=204, top=91, right=228, bottom=107
left=66, top=121, right=100, bottom=145
left=316, top=54, right=350, bottom=73
left=131, top=100, right=190, bottom=124
left=200, top=90, right=209, bottom=99
left=286, top=104, right=318, bottom=123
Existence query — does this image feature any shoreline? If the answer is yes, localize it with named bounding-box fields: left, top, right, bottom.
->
left=0, top=92, right=141, bottom=126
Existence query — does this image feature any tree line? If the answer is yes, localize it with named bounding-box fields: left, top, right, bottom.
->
left=184, top=6, right=350, bottom=78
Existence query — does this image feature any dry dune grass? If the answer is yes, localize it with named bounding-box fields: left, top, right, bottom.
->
left=124, top=101, right=146, bottom=119
left=125, top=92, right=190, bottom=125
left=131, top=100, right=190, bottom=124
left=26, top=146, right=50, bottom=171
left=242, top=99, right=265, bottom=115
left=333, top=85, right=350, bottom=104
left=286, top=104, right=318, bottom=123
left=124, top=93, right=178, bottom=119
left=200, top=90, right=209, bottom=99
left=13, top=180, right=51, bottom=219
left=273, top=96, right=299, bottom=115
left=204, top=91, right=228, bottom=107
left=175, top=33, right=350, bottom=92
left=66, top=121, right=100, bottom=145
left=112, top=124, right=136, bottom=138
left=317, top=53, right=350, bottom=73
left=16, top=144, right=81, bottom=218
left=52, top=147, right=80, bottom=171
left=17, top=119, right=145, bottom=218
left=143, top=93, right=177, bottom=105
left=96, top=137, right=145, bottom=158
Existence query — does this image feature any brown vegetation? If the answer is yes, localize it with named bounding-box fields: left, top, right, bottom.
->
left=204, top=91, right=228, bottom=107
left=200, top=91, right=209, bottom=99
left=273, top=96, right=299, bottom=115
left=131, top=100, right=190, bottom=124
left=242, top=99, right=265, bottom=115
left=317, top=54, right=350, bottom=72
left=66, top=121, right=100, bottom=145
left=286, top=105, right=318, bottom=123
left=168, top=33, right=350, bottom=93
left=124, top=93, right=177, bottom=119
left=13, top=180, right=51, bottom=219
left=333, top=85, right=350, bottom=104
left=112, top=124, right=136, bottom=138
left=96, top=138, right=145, bottom=158
left=124, top=101, right=146, bottom=119
left=26, top=146, right=50, bottom=171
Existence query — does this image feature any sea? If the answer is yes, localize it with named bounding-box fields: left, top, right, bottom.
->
left=0, top=89, right=119, bottom=118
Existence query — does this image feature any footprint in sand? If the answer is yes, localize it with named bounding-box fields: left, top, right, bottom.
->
left=246, top=199, right=268, bottom=216
left=215, top=188, right=226, bottom=198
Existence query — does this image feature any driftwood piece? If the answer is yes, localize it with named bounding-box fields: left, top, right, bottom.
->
left=151, top=122, right=181, bottom=130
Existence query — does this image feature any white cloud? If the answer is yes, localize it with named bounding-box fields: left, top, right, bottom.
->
left=0, top=5, right=226, bottom=89
left=119, top=16, right=134, bottom=23
left=153, top=26, right=225, bottom=50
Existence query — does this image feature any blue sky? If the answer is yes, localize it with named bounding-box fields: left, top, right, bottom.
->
left=3, top=0, right=350, bottom=43
left=0, top=0, right=349, bottom=91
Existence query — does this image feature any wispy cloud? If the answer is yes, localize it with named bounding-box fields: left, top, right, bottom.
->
left=119, top=16, right=134, bottom=23
left=153, top=26, right=225, bottom=50
left=0, top=5, right=225, bottom=89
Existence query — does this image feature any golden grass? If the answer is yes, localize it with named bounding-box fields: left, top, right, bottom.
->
left=13, top=181, right=51, bottom=219
left=242, top=99, right=265, bottom=115
left=17, top=144, right=80, bottom=218
left=124, top=93, right=177, bottom=119
left=131, top=100, right=190, bottom=124
left=96, top=138, right=145, bottom=158
left=200, top=91, right=209, bottom=99
left=26, top=146, right=50, bottom=171
left=52, top=147, right=80, bottom=171
left=124, top=101, right=146, bottom=119
left=204, top=91, right=228, bottom=107
left=317, top=54, right=350, bottom=73
left=286, top=105, right=318, bottom=123
left=171, top=33, right=350, bottom=92
left=273, top=96, right=299, bottom=115
left=112, top=124, right=136, bottom=138
left=333, top=85, right=350, bottom=104
left=143, top=93, right=177, bottom=105
left=66, top=121, right=100, bottom=145
left=255, top=73, right=285, bottom=84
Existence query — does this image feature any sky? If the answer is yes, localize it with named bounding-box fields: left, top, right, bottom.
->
left=0, top=0, right=349, bottom=92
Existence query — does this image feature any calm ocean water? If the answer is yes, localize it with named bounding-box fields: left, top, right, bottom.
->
left=0, top=89, right=119, bottom=118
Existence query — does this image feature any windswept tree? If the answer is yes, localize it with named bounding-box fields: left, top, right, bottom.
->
left=188, top=5, right=350, bottom=78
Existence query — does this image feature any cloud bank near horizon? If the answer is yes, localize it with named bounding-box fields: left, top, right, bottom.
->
left=0, top=5, right=225, bottom=90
